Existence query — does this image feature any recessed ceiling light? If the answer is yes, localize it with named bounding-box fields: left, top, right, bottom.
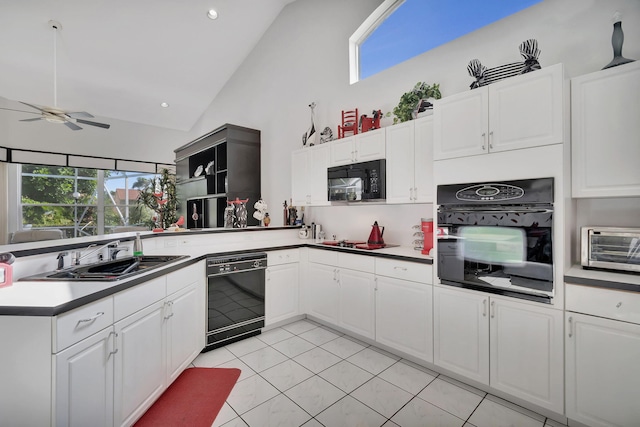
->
left=160, top=102, right=169, bottom=108
left=207, top=9, right=218, bottom=20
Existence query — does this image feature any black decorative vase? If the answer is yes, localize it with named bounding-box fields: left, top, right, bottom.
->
left=603, top=21, right=635, bottom=69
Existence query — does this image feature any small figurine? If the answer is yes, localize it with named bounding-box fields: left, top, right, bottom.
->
left=302, top=102, right=317, bottom=146
left=360, top=110, right=382, bottom=133
left=263, top=213, right=271, bottom=227
left=320, top=126, right=334, bottom=144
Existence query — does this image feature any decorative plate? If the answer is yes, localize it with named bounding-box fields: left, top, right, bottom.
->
left=193, top=165, right=204, bottom=177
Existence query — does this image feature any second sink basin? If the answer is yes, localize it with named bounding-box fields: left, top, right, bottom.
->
left=22, top=255, right=189, bottom=281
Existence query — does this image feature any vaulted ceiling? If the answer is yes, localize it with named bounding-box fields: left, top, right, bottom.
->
left=0, top=0, right=297, bottom=131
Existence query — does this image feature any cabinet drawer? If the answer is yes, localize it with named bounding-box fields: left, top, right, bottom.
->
left=566, top=283, right=640, bottom=325
left=54, top=297, right=114, bottom=352
left=376, top=258, right=432, bottom=284
left=166, top=261, right=203, bottom=295
left=308, top=249, right=338, bottom=265
left=114, top=276, right=166, bottom=321
left=339, top=253, right=374, bottom=273
left=268, top=249, right=300, bottom=266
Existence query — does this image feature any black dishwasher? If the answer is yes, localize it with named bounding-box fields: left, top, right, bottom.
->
left=205, top=252, right=267, bottom=351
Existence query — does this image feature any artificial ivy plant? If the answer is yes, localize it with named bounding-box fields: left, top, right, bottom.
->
left=391, top=82, right=442, bottom=124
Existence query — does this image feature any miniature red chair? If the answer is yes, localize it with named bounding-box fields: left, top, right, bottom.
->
left=338, top=109, right=358, bottom=139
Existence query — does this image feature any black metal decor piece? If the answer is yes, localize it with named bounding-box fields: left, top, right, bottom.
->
left=468, top=39, right=541, bottom=89
left=603, top=18, right=635, bottom=69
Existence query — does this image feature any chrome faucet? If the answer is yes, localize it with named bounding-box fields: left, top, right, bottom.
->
left=72, top=240, right=121, bottom=265
left=56, top=252, right=68, bottom=269
left=109, top=244, right=130, bottom=260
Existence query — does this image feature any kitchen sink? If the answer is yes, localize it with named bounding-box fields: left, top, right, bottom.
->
left=21, top=255, right=189, bottom=282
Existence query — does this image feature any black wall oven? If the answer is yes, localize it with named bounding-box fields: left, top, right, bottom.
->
left=437, top=178, right=554, bottom=303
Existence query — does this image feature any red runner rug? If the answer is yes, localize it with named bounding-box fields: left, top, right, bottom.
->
left=134, top=367, right=241, bottom=427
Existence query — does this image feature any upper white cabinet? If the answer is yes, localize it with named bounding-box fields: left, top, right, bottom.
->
left=386, top=116, right=434, bottom=203
left=571, top=61, right=640, bottom=198
left=433, top=286, right=564, bottom=414
left=291, top=144, right=330, bottom=206
left=434, top=63, right=565, bottom=160
left=329, top=127, right=385, bottom=166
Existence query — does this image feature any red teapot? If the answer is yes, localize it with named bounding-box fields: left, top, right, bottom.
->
left=367, top=221, right=385, bottom=245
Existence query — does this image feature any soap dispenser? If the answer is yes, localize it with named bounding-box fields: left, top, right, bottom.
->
left=133, top=233, right=143, bottom=257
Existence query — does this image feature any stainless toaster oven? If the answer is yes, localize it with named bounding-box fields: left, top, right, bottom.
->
left=581, top=227, right=640, bottom=273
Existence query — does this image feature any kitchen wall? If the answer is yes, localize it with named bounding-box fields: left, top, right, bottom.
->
left=185, top=0, right=640, bottom=248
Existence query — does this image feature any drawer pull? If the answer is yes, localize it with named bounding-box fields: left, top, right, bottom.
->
left=164, top=301, right=174, bottom=319
left=483, top=299, right=487, bottom=317
left=490, top=301, right=495, bottom=318
left=393, top=266, right=408, bottom=271
left=616, top=302, right=622, bottom=308
left=77, top=311, right=104, bottom=325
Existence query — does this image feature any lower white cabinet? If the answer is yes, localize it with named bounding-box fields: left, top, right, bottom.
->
left=338, top=268, right=376, bottom=339
left=375, top=276, right=433, bottom=362
left=114, top=300, right=166, bottom=427
left=54, top=261, right=205, bottom=427
left=266, top=263, right=300, bottom=326
left=433, top=286, right=563, bottom=413
left=55, top=326, right=115, bottom=427
left=565, top=312, right=640, bottom=427
left=306, top=262, right=340, bottom=324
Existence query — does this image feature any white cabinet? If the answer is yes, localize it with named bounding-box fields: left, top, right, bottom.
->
left=114, top=300, right=166, bottom=427
left=565, top=312, right=640, bottom=427
left=306, top=262, right=339, bottom=324
left=434, top=63, right=564, bottom=160
left=385, top=116, right=434, bottom=203
left=571, top=61, right=640, bottom=197
left=166, top=282, right=202, bottom=383
left=292, top=144, right=330, bottom=206
left=433, top=286, right=563, bottom=413
left=329, top=128, right=385, bottom=166
left=375, top=259, right=432, bottom=362
left=55, top=327, right=115, bottom=427
left=266, top=249, right=300, bottom=326
left=306, top=250, right=376, bottom=339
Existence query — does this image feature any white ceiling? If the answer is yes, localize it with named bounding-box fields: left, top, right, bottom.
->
left=0, top=0, right=296, bottom=131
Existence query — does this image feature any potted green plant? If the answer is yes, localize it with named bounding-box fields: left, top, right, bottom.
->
left=391, top=82, right=442, bottom=124
left=137, top=168, right=178, bottom=230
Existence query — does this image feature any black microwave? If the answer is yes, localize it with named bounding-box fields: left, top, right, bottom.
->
left=327, top=159, right=386, bottom=201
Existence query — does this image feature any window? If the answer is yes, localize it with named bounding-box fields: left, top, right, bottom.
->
left=17, top=164, right=158, bottom=238
left=350, top=0, right=543, bottom=83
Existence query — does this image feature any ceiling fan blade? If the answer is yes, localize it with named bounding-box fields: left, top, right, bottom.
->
left=76, top=118, right=111, bottom=129
left=64, top=121, right=83, bottom=131
left=0, top=107, right=40, bottom=115
left=66, top=111, right=95, bottom=119
left=19, top=102, right=47, bottom=113
left=19, top=117, right=44, bottom=122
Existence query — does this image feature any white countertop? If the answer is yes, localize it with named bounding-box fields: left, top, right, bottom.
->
left=565, top=264, right=640, bottom=291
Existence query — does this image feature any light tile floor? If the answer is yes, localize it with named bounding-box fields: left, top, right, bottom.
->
left=192, top=319, right=566, bottom=427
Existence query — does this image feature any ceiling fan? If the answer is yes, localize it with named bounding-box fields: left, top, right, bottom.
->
left=0, top=20, right=110, bottom=131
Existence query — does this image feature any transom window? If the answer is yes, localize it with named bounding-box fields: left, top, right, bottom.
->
left=350, top=0, right=543, bottom=83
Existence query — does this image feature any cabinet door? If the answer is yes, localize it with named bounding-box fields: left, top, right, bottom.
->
left=433, top=286, right=489, bottom=384
left=338, top=269, right=376, bottom=339
left=330, top=136, right=356, bottom=166
left=114, top=300, right=166, bottom=427
left=489, top=298, right=563, bottom=414
left=571, top=61, right=640, bottom=197
left=291, top=149, right=310, bottom=206
left=306, top=263, right=339, bottom=324
left=166, top=282, right=202, bottom=384
left=266, top=263, right=300, bottom=326
left=385, top=121, right=414, bottom=204
left=566, top=312, right=640, bottom=427
left=55, top=327, right=114, bottom=427
left=434, top=88, right=488, bottom=160
left=489, top=63, right=564, bottom=153
left=413, top=116, right=434, bottom=203
left=308, top=144, right=330, bottom=205
left=376, top=276, right=432, bottom=362
left=355, top=128, right=385, bottom=162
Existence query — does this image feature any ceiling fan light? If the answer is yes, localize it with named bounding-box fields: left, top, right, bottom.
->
left=45, top=116, right=65, bottom=124
left=207, top=9, right=218, bottom=20
left=160, top=102, right=169, bottom=108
